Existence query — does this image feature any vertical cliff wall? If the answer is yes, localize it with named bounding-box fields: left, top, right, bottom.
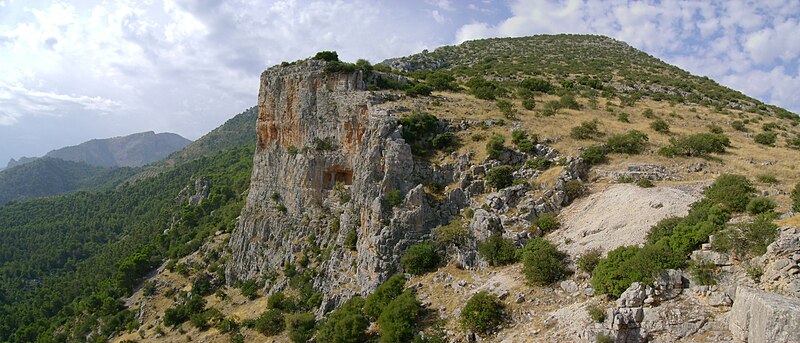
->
left=226, top=60, right=464, bottom=310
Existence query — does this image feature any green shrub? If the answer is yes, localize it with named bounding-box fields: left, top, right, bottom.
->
left=431, top=132, right=457, bottom=151
left=434, top=219, right=470, bottom=248
left=577, top=248, right=602, bottom=273
left=541, top=100, right=561, bottom=116
left=705, top=174, right=755, bottom=212
left=312, top=51, right=339, bottom=61
left=398, top=112, right=440, bottom=155
left=522, top=98, right=536, bottom=110
left=533, top=212, right=560, bottom=232
left=650, top=119, right=670, bottom=134
left=285, top=312, right=316, bottom=343
left=570, top=120, right=600, bottom=140
left=559, top=94, right=581, bottom=110
left=521, top=238, right=568, bottom=286
left=587, top=303, right=606, bottom=323
left=754, top=132, right=777, bottom=146
left=405, top=84, right=432, bottom=97
left=606, top=130, right=648, bottom=154
left=315, top=137, right=334, bottom=151
left=460, top=291, right=505, bottom=334
left=793, top=183, right=800, bottom=212
left=713, top=214, right=778, bottom=259
left=591, top=245, right=676, bottom=297
left=385, top=189, right=404, bottom=207
left=520, top=78, right=552, bottom=93
left=478, top=234, right=518, bottom=266
left=466, top=78, right=505, bottom=100
left=324, top=61, right=357, bottom=74
left=708, top=124, right=724, bottom=134
left=486, top=134, right=505, bottom=160
left=364, top=274, right=407, bottom=319
left=485, top=165, right=515, bottom=189
left=746, top=197, right=776, bottom=215
left=316, top=296, right=369, bottom=343
left=597, top=333, right=614, bottom=343
left=564, top=180, right=584, bottom=200
left=581, top=146, right=608, bottom=165
left=636, top=178, right=654, bottom=188
left=731, top=120, right=747, bottom=131
left=642, top=108, right=655, bottom=118
left=658, top=133, right=729, bottom=157
left=268, top=292, right=297, bottom=312
left=254, top=309, right=284, bottom=336
left=511, top=129, right=537, bottom=153
left=425, top=71, right=458, bottom=91
left=618, top=112, right=630, bottom=123
left=690, top=262, right=717, bottom=286
left=525, top=157, right=552, bottom=170
left=377, top=291, right=421, bottom=343
left=496, top=100, right=516, bottom=120
left=400, top=241, right=440, bottom=275
left=240, top=279, right=260, bottom=299
left=345, top=229, right=358, bottom=250
left=645, top=217, right=684, bottom=245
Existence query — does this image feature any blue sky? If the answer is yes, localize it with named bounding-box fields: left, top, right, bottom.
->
left=0, top=0, right=798, bottom=165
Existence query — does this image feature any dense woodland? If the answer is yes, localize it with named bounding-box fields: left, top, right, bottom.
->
left=0, top=146, right=253, bottom=342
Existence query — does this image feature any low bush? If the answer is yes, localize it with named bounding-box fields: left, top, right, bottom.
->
left=345, top=229, right=358, bottom=250
left=788, top=135, right=800, bottom=150
left=587, top=303, right=606, bottom=323
left=164, top=295, right=206, bottom=327
left=434, top=219, right=470, bottom=248
left=636, top=178, right=654, bottom=188
left=559, top=94, right=582, bottom=110
left=316, top=297, right=369, bottom=343
left=756, top=174, right=779, bottom=184
left=618, top=112, right=630, bottom=123
left=705, top=174, right=755, bottom=212
left=431, top=132, right=457, bottom=151
left=460, top=291, right=505, bottom=334
left=267, top=292, right=297, bottom=312
left=525, top=157, right=552, bottom=170
left=754, top=132, right=777, bottom=146
left=364, top=274, right=407, bottom=319
left=377, top=291, right=421, bottom=343
left=520, top=78, right=552, bottom=93
left=605, top=130, right=648, bottom=154
left=581, top=145, right=608, bottom=165
left=477, top=234, right=518, bottom=266
left=731, top=120, right=747, bottom=131
left=650, top=119, right=670, bottom=134
left=496, top=100, right=516, bottom=120
left=400, top=241, right=440, bottom=275
left=577, top=248, right=603, bottom=273
left=486, top=134, right=506, bottom=160
left=658, top=133, right=729, bottom=158
left=570, top=120, right=600, bottom=140
left=254, top=309, right=284, bottom=336
left=405, top=84, right=432, bottom=97
left=521, top=238, right=568, bottom=286
left=708, top=124, right=724, bottom=134
left=511, top=129, right=537, bottom=153
left=564, top=180, right=584, bottom=200
left=467, top=78, right=505, bottom=100
left=384, top=189, right=404, bottom=207
left=746, top=197, right=776, bottom=215
left=285, top=312, right=316, bottom=343
left=645, top=217, right=684, bottom=244
left=240, top=279, right=260, bottom=299
left=532, top=213, right=560, bottom=232
left=690, top=262, right=717, bottom=286
left=712, top=214, right=778, bottom=259
left=485, top=165, right=515, bottom=189
left=642, top=108, right=655, bottom=118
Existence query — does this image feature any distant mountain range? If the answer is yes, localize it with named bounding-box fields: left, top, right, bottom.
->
left=0, top=108, right=257, bottom=204
left=4, top=131, right=192, bottom=169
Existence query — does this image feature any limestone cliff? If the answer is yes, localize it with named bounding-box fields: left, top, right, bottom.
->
left=226, top=60, right=464, bottom=309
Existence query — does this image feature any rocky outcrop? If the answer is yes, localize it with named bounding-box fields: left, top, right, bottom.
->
left=730, top=286, right=800, bottom=343
left=757, top=227, right=800, bottom=297
left=225, top=60, right=464, bottom=310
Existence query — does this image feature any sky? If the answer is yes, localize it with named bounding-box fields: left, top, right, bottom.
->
left=1, top=0, right=799, bottom=165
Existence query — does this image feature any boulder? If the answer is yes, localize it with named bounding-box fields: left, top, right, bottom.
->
left=729, top=286, right=800, bottom=343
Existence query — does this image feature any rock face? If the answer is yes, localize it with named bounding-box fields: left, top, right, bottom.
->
left=225, top=60, right=463, bottom=309
left=729, top=286, right=800, bottom=343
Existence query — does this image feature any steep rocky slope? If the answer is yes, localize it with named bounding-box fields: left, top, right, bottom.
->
left=116, top=35, right=800, bottom=343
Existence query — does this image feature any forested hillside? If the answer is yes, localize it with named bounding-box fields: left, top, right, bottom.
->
left=0, top=146, right=253, bottom=341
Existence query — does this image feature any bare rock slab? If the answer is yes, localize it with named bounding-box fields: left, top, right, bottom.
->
left=729, top=286, right=800, bottom=343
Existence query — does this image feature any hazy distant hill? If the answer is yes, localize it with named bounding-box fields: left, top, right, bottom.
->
left=44, top=131, right=192, bottom=167
left=0, top=158, right=134, bottom=205
left=5, top=156, right=37, bottom=169
left=164, top=107, right=257, bottom=165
